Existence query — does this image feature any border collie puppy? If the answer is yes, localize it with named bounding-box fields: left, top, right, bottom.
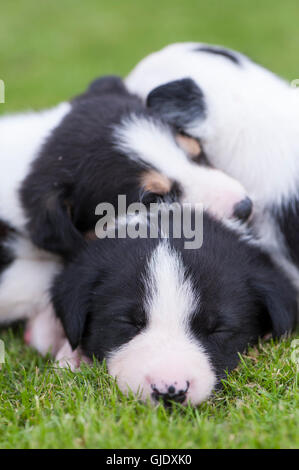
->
left=0, top=75, right=250, bottom=264
left=50, top=211, right=297, bottom=405
left=126, top=43, right=299, bottom=293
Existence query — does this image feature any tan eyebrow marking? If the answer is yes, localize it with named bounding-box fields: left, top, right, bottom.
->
left=84, top=230, right=98, bottom=240
left=140, top=170, right=172, bottom=195
left=175, top=134, right=201, bottom=158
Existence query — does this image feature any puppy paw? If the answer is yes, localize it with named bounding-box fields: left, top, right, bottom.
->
left=55, top=340, right=92, bottom=371
left=24, top=304, right=65, bottom=356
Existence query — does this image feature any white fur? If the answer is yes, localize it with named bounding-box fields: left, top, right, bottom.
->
left=0, top=102, right=71, bottom=230
left=107, top=242, right=216, bottom=405
left=0, top=235, right=61, bottom=323
left=126, top=42, right=299, bottom=204
left=114, top=114, right=249, bottom=220
left=126, top=42, right=299, bottom=288
left=24, top=306, right=92, bottom=370
left=24, top=304, right=65, bottom=356
left=0, top=103, right=70, bottom=333
left=55, top=341, right=83, bottom=371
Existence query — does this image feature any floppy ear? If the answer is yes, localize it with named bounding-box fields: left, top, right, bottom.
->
left=252, top=262, right=297, bottom=338
left=146, top=78, right=206, bottom=129
left=51, top=250, right=99, bottom=349
left=25, top=188, right=86, bottom=260
left=87, top=75, right=127, bottom=95
left=73, top=75, right=128, bottom=103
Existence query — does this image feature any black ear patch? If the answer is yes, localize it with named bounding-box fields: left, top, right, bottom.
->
left=73, top=75, right=128, bottom=103
left=51, top=251, right=99, bottom=349
left=0, top=219, right=15, bottom=276
left=87, top=75, right=127, bottom=96
left=252, top=261, right=297, bottom=338
left=146, top=78, right=206, bottom=129
left=21, top=185, right=86, bottom=260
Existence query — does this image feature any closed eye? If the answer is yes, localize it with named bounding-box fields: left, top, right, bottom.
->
left=207, top=323, right=237, bottom=336
left=175, top=132, right=210, bottom=166
left=209, top=328, right=240, bottom=341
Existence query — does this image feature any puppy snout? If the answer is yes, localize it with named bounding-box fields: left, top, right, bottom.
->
left=233, top=197, right=253, bottom=222
left=151, top=381, right=190, bottom=406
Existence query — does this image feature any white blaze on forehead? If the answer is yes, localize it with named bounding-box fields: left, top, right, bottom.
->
left=107, top=242, right=217, bottom=405
left=113, top=114, right=247, bottom=219
left=114, top=114, right=192, bottom=179
left=145, top=242, right=197, bottom=332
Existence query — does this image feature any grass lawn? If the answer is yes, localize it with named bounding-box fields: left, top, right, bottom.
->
left=0, top=0, right=299, bottom=449
left=0, top=327, right=298, bottom=449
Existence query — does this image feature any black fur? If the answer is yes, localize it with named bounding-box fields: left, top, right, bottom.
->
left=195, top=45, right=241, bottom=65
left=274, top=201, right=299, bottom=268
left=146, top=78, right=206, bottom=130
left=72, top=75, right=128, bottom=104
left=0, top=219, right=15, bottom=277
left=52, top=213, right=297, bottom=380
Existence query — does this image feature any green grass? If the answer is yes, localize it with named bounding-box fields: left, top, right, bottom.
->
left=1, top=0, right=299, bottom=112
left=1, top=0, right=299, bottom=449
left=0, top=327, right=298, bottom=449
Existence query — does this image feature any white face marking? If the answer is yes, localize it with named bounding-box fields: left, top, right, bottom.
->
left=0, top=102, right=71, bottom=230
left=107, top=242, right=216, bottom=405
left=114, top=114, right=248, bottom=220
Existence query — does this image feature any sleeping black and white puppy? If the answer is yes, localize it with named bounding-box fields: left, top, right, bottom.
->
left=50, top=211, right=297, bottom=406
left=0, top=75, right=251, bottom=328
left=126, top=43, right=299, bottom=294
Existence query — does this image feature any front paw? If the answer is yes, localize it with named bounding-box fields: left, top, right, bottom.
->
left=24, top=305, right=65, bottom=356
left=55, top=340, right=92, bottom=371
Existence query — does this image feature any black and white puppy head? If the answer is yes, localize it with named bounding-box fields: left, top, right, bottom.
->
left=52, top=214, right=297, bottom=406
left=113, top=114, right=252, bottom=222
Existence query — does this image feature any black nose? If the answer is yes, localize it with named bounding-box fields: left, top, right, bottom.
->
left=233, top=197, right=253, bottom=222
left=151, top=382, right=190, bottom=406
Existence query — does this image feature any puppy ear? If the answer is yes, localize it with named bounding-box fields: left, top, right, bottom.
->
left=51, top=250, right=99, bottom=349
left=146, top=78, right=206, bottom=129
left=25, top=189, right=86, bottom=260
left=74, top=75, right=128, bottom=103
left=253, top=262, right=297, bottom=337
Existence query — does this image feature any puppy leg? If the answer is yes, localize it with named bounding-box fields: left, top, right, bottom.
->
left=55, top=340, right=92, bottom=371
left=24, top=303, right=65, bottom=356
left=25, top=304, right=92, bottom=370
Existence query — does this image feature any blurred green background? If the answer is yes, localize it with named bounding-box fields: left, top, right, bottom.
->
left=1, top=0, right=299, bottom=112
